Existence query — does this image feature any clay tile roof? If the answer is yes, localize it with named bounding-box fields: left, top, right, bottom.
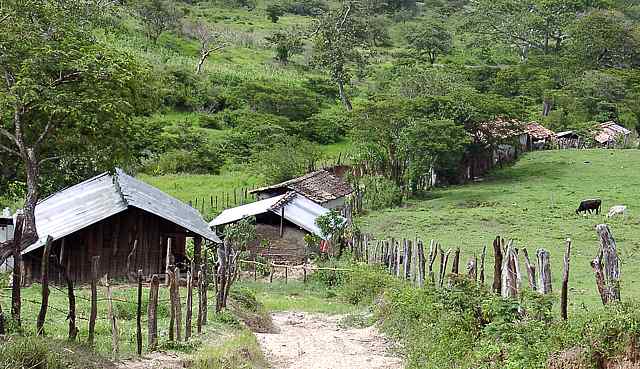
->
left=526, top=122, right=556, bottom=140
left=475, top=117, right=526, bottom=142
left=250, top=170, right=353, bottom=204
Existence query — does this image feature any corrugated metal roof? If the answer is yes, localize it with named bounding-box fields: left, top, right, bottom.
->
left=209, top=193, right=343, bottom=239
left=594, top=121, right=631, bottom=144
left=22, top=169, right=219, bottom=255
left=209, top=194, right=287, bottom=227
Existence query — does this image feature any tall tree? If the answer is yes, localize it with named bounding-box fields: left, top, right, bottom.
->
left=404, top=20, right=452, bottom=64
left=0, top=0, right=151, bottom=245
left=136, top=0, right=182, bottom=44
left=311, top=1, right=370, bottom=111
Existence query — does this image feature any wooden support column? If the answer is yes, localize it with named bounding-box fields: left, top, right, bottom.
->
left=165, top=238, right=173, bottom=286
left=88, top=256, right=100, bottom=345
left=186, top=270, right=193, bottom=341
left=136, top=269, right=143, bottom=356
left=148, top=275, right=159, bottom=351
left=36, top=237, right=52, bottom=336
left=279, top=207, right=284, bottom=238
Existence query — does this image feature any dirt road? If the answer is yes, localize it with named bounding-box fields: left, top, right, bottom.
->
left=256, top=312, right=403, bottom=369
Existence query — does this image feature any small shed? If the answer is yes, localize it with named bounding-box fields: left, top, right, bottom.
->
left=525, top=123, right=556, bottom=150
left=210, top=192, right=343, bottom=263
left=249, top=170, right=353, bottom=210
left=21, top=169, right=220, bottom=283
left=594, top=121, right=631, bottom=148
left=556, top=131, right=583, bottom=149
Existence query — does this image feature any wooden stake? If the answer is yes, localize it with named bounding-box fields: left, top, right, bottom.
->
left=106, top=277, right=119, bottom=360
left=197, top=270, right=203, bottom=334
left=595, top=224, right=621, bottom=303
left=479, top=245, right=486, bottom=285
left=88, top=256, right=100, bottom=345
left=11, top=214, right=24, bottom=327
left=537, top=249, right=552, bottom=294
left=452, top=247, right=460, bottom=274
left=136, top=269, right=143, bottom=356
left=417, top=240, right=425, bottom=288
left=522, top=248, right=537, bottom=291
left=186, top=270, right=193, bottom=341
left=168, top=267, right=175, bottom=341
left=175, top=268, right=182, bottom=341
left=492, top=237, right=503, bottom=294
left=36, top=236, right=52, bottom=336
left=561, top=239, right=571, bottom=320
left=148, top=275, right=159, bottom=351
left=165, top=238, right=172, bottom=286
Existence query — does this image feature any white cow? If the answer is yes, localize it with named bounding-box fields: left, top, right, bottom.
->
left=607, top=205, right=627, bottom=218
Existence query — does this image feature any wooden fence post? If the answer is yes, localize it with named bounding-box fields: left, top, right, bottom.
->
left=428, top=241, right=437, bottom=285
left=186, top=270, right=193, bottom=341
left=501, top=242, right=520, bottom=298
left=395, top=240, right=402, bottom=277
left=136, top=269, right=143, bottom=356
left=197, top=270, right=203, bottom=334
left=174, top=268, right=183, bottom=341
left=492, top=237, right=503, bottom=294
left=466, top=256, right=477, bottom=280
left=36, top=236, right=52, bottom=336
left=148, top=275, right=159, bottom=351
left=0, top=302, right=4, bottom=335
left=403, top=239, right=411, bottom=280
left=88, top=256, right=100, bottom=345
left=479, top=245, right=486, bottom=285
left=439, top=248, right=451, bottom=288
left=166, top=238, right=173, bottom=286
left=202, top=248, right=208, bottom=325
left=522, top=248, right=537, bottom=291
left=595, top=224, right=621, bottom=303
left=417, top=240, right=425, bottom=287
left=168, top=267, right=175, bottom=341
left=452, top=247, right=460, bottom=275
left=106, top=277, right=119, bottom=360
left=537, top=249, right=552, bottom=294
left=66, top=270, right=78, bottom=341
left=561, top=239, right=571, bottom=320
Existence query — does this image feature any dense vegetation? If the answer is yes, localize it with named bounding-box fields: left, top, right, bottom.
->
left=2, top=0, right=640, bottom=209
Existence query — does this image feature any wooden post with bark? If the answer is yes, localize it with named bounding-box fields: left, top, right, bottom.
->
left=417, top=240, right=425, bottom=287
left=0, top=302, right=4, bottom=335
left=197, top=269, right=203, bottom=334
left=479, top=245, right=486, bottom=285
left=165, top=239, right=173, bottom=286
left=452, top=247, right=460, bottom=274
left=186, top=270, right=193, bottom=341
left=136, top=269, right=143, bottom=356
left=466, top=255, right=477, bottom=280
left=148, top=275, right=159, bottom=351
left=168, top=267, right=176, bottom=342
left=36, top=237, right=52, bottom=336
left=440, top=248, right=451, bottom=288
left=428, top=240, right=438, bottom=285
left=522, top=248, right=537, bottom=291
left=11, top=214, right=24, bottom=327
left=174, top=268, right=183, bottom=341
left=88, top=256, right=100, bottom=345
left=105, top=277, right=119, bottom=360
left=403, top=239, right=412, bottom=280
left=592, top=224, right=621, bottom=304
left=561, top=239, right=571, bottom=321
left=537, top=249, right=552, bottom=294
left=202, top=248, right=208, bottom=325
left=492, top=237, right=503, bottom=294
left=501, top=241, right=520, bottom=298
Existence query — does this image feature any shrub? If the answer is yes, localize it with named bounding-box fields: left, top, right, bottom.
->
left=302, top=106, right=351, bottom=144
left=266, top=3, right=285, bottom=22
left=230, top=81, right=320, bottom=121
left=338, top=264, right=397, bottom=305
left=252, top=138, right=322, bottom=183
left=144, top=146, right=224, bottom=175
left=360, top=175, right=403, bottom=210
left=0, top=336, right=107, bottom=369
left=282, top=0, right=328, bottom=16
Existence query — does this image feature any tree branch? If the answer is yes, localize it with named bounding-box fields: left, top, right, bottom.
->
left=0, top=13, right=9, bottom=27
left=35, top=119, right=53, bottom=147
left=0, top=127, right=17, bottom=146
left=51, top=71, right=82, bottom=87
left=0, top=142, right=18, bottom=156
left=39, top=156, right=61, bottom=165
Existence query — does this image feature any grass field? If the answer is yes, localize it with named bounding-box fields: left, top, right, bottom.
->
left=360, top=149, right=640, bottom=308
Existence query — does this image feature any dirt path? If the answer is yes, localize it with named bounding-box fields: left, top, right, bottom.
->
left=256, top=312, right=403, bottom=369
left=115, top=351, right=186, bottom=369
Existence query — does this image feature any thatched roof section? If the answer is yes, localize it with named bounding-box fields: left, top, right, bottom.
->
left=250, top=170, right=353, bottom=204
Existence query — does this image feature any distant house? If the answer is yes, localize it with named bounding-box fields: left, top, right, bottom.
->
left=524, top=123, right=556, bottom=150
left=210, top=192, right=344, bottom=263
left=556, top=131, right=584, bottom=149
left=250, top=170, right=353, bottom=210
left=20, top=169, right=220, bottom=283
left=594, top=121, right=632, bottom=148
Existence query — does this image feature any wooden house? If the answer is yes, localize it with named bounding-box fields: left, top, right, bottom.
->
left=210, top=192, right=344, bottom=263
left=249, top=170, right=353, bottom=210
left=524, top=123, right=556, bottom=150
left=594, top=121, right=632, bottom=148
left=20, top=169, right=220, bottom=283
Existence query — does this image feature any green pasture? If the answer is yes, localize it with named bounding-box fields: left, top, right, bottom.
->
left=360, top=149, right=640, bottom=308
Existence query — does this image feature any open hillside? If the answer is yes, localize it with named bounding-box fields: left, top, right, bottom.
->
left=360, top=149, right=640, bottom=307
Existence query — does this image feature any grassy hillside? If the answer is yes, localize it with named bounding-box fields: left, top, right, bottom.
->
left=360, top=149, right=640, bottom=307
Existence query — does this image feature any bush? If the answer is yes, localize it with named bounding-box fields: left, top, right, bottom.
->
left=230, top=81, right=320, bottom=121
left=252, top=138, right=322, bottom=183
left=338, top=264, right=397, bottom=305
left=0, top=336, right=107, bottom=369
left=360, top=175, right=403, bottom=210
left=281, top=0, right=328, bottom=16
left=302, top=106, right=351, bottom=144
left=144, top=146, right=224, bottom=175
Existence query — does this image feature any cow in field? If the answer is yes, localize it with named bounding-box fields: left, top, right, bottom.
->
left=607, top=205, right=627, bottom=218
left=576, top=199, right=601, bottom=215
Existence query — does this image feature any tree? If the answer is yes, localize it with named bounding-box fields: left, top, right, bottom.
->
left=404, top=20, right=452, bottom=64
left=136, top=0, right=182, bottom=44
left=216, top=217, right=256, bottom=311
left=311, top=1, right=370, bottom=111
left=253, top=137, right=322, bottom=183
left=568, top=10, right=640, bottom=68
left=0, top=0, right=151, bottom=246
left=183, top=20, right=226, bottom=74
left=266, top=3, right=285, bottom=23
left=265, top=30, right=304, bottom=65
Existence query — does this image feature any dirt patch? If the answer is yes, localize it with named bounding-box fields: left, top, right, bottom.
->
left=256, top=312, right=403, bottom=369
left=115, top=351, right=188, bottom=369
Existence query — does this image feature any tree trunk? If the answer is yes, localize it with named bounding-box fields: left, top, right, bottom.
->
left=337, top=79, right=352, bottom=111
left=36, top=237, right=52, bottom=336
left=22, top=148, right=40, bottom=245
left=11, top=214, right=24, bottom=326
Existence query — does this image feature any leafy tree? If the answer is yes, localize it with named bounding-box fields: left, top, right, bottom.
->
left=265, top=30, right=304, bottom=65
left=315, top=209, right=347, bottom=254
left=253, top=137, right=322, bottom=183
left=217, top=217, right=256, bottom=311
left=0, top=0, right=152, bottom=243
left=311, top=1, right=370, bottom=111
left=568, top=10, right=640, bottom=68
left=136, top=0, right=183, bottom=44
left=266, top=3, right=285, bottom=22
left=404, top=20, right=452, bottom=64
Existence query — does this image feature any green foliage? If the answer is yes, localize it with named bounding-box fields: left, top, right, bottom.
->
left=136, top=0, right=184, bottom=43
left=338, top=264, right=397, bottom=305
left=403, top=20, right=452, bottom=64
left=223, top=216, right=257, bottom=251
left=231, top=81, right=320, bottom=121
left=265, top=31, right=304, bottom=65
left=252, top=138, right=322, bottom=183
left=0, top=336, right=107, bottom=369
left=302, top=106, right=351, bottom=144
left=266, top=3, right=285, bottom=22
left=315, top=209, right=347, bottom=242
left=360, top=175, right=403, bottom=210
left=193, top=328, right=267, bottom=369
left=281, top=0, right=328, bottom=16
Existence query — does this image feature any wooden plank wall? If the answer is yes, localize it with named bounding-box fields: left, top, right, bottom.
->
left=25, top=209, right=191, bottom=283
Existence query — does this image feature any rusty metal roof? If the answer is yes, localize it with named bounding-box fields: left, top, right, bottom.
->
left=525, top=123, right=556, bottom=140
left=594, top=121, right=631, bottom=144
left=22, top=169, right=220, bottom=255
left=250, top=170, right=353, bottom=204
